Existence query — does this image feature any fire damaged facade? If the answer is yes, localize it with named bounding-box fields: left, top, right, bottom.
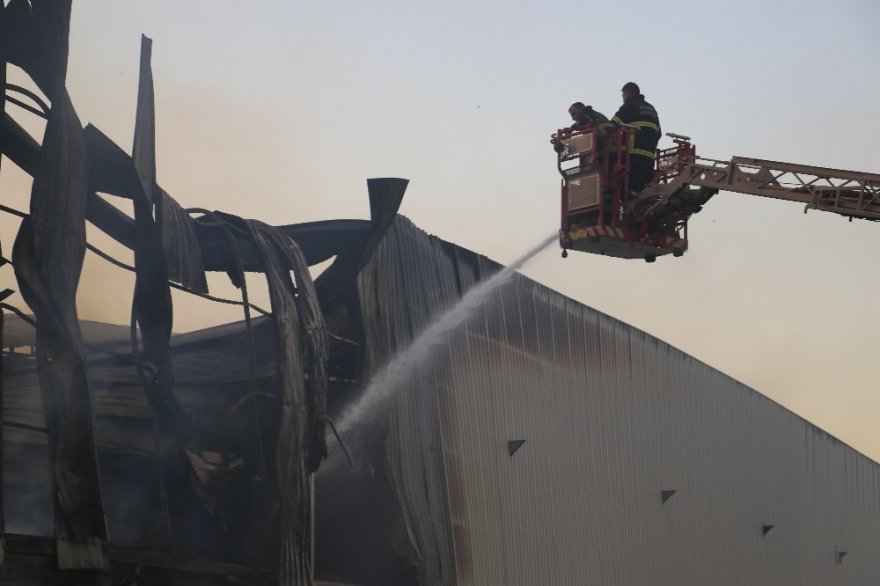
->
left=3, top=3, right=880, bottom=586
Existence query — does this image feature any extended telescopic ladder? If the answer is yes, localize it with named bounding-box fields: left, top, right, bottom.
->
left=632, top=136, right=880, bottom=227
left=679, top=156, right=880, bottom=221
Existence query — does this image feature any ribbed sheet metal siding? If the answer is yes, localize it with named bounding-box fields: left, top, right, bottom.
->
left=360, top=217, right=880, bottom=586
left=357, top=219, right=462, bottom=585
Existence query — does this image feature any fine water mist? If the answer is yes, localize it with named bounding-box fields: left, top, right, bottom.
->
left=336, top=232, right=557, bottom=437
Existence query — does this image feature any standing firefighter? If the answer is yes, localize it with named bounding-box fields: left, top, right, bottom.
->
left=612, top=82, right=661, bottom=193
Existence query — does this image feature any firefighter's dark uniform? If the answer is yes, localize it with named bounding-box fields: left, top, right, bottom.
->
left=612, top=94, right=661, bottom=192
left=552, top=106, right=614, bottom=159
left=571, top=106, right=615, bottom=172
left=573, top=106, right=615, bottom=138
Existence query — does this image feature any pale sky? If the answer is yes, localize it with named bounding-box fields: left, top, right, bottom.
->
left=2, top=0, right=879, bottom=459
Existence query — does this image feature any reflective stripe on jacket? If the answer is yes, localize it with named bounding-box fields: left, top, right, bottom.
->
left=612, top=94, right=661, bottom=159
left=575, top=106, right=615, bottom=136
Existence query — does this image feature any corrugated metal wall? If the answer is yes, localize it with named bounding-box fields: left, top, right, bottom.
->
left=358, top=217, right=880, bottom=585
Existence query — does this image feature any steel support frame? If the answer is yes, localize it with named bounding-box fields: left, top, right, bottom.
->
left=682, top=156, right=880, bottom=221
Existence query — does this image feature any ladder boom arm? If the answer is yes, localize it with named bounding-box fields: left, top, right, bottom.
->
left=680, top=156, right=880, bottom=221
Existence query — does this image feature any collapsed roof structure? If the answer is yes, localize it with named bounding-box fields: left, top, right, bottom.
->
left=1, top=2, right=370, bottom=583
left=2, top=2, right=880, bottom=586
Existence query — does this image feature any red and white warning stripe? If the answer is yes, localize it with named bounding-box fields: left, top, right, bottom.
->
left=569, top=225, right=686, bottom=249
left=585, top=225, right=626, bottom=239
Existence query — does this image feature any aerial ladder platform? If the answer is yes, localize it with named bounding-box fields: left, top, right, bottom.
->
left=552, top=126, right=880, bottom=261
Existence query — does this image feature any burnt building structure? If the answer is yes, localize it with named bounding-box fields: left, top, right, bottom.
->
left=2, top=3, right=880, bottom=585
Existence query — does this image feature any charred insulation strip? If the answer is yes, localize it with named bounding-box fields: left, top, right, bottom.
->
left=9, top=0, right=110, bottom=570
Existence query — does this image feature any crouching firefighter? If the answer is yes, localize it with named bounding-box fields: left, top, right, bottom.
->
left=553, top=102, right=615, bottom=153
